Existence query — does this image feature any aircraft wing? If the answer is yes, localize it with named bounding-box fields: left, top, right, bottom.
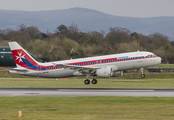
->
left=56, top=64, right=99, bottom=73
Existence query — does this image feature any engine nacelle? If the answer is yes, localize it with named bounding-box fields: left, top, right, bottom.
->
left=96, top=67, right=113, bottom=77
left=111, top=71, right=123, bottom=77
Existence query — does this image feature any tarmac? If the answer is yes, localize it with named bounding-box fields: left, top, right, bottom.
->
left=0, top=88, right=174, bottom=97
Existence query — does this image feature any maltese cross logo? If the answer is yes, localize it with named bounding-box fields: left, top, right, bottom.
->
left=15, top=52, right=25, bottom=63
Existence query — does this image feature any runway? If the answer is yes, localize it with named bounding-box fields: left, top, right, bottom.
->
left=0, top=88, right=174, bottom=97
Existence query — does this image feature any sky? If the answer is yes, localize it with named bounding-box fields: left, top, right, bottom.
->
left=0, top=0, right=174, bottom=18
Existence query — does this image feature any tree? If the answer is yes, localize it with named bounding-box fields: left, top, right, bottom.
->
left=8, top=31, right=31, bottom=47
left=131, top=32, right=139, bottom=39
left=55, top=24, right=68, bottom=34
left=109, top=27, right=131, bottom=35
left=26, top=26, right=42, bottom=39
left=68, top=22, right=79, bottom=34
left=104, top=27, right=131, bottom=45
left=17, top=24, right=27, bottom=32
left=88, top=31, right=103, bottom=44
left=41, top=33, right=48, bottom=39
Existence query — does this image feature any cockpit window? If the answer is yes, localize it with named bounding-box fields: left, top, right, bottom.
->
left=147, top=54, right=156, bottom=57
left=153, top=54, right=156, bottom=57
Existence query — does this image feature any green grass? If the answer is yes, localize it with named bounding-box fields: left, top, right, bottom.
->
left=1, top=70, right=174, bottom=88
left=0, top=70, right=32, bottom=78
left=0, top=78, right=174, bottom=88
left=1, top=69, right=174, bottom=79
left=0, top=70, right=174, bottom=119
left=0, top=97, right=174, bottom=120
left=155, top=64, right=174, bottom=68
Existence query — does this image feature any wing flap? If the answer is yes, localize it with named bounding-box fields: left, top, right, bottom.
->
left=56, top=64, right=99, bottom=73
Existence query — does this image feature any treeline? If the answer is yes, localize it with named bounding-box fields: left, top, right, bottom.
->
left=0, top=24, right=174, bottom=63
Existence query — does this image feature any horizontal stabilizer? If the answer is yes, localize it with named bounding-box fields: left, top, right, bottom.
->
left=9, top=68, right=28, bottom=72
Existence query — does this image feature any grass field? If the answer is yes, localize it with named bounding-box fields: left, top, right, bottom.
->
left=1, top=72, right=174, bottom=88
left=0, top=70, right=174, bottom=88
left=0, top=97, right=174, bottom=120
left=0, top=77, right=174, bottom=88
left=1, top=70, right=174, bottom=119
left=156, top=64, right=174, bottom=68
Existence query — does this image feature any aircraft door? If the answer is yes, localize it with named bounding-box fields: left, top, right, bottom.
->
left=0, top=50, right=4, bottom=66
left=137, top=52, right=143, bottom=67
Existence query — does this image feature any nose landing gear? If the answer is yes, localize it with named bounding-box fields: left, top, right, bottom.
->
left=141, top=74, right=145, bottom=78
left=140, top=68, right=145, bottom=78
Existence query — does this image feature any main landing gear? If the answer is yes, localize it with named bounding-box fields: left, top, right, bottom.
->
left=84, top=79, right=98, bottom=85
left=84, top=79, right=90, bottom=85
left=91, top=79, right=97, bottom=84
left=84, top=74, right=97, bottom=85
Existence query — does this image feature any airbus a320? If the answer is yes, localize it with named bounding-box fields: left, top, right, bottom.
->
left=8, top=42, right=162, bottom=85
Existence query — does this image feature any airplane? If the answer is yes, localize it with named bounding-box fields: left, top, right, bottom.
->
left=0, top=47, right=15, bottom=67
left=8, top=41, right=162, bottom=85
left=0, top=46, right=37, bottom=68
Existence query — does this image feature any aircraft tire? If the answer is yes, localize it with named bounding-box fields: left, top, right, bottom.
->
left=84, top=79, right=90, bottom=85
left=92, top=79, right=97, bottom=84
left=141, top=74, right=145, bottom=78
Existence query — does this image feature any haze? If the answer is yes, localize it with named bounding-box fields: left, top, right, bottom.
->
left=0, top=0, right=174, bottom=17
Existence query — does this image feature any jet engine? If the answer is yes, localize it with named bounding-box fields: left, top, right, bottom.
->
left=96, top=67, right=113, bottom=77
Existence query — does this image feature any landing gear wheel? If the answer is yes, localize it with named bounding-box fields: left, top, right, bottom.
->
left=92, top=79, right=97, bottom=84
left=84, top=79, right=90, bottom=85
left=141, top=74, right=145, bottom=78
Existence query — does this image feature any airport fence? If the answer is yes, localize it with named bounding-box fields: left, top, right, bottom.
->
left=148, top=67, right=174, bottom=73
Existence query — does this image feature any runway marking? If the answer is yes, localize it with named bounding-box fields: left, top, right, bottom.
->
left=24, top=93, right=40, bottom=94
left=109, top=90, right=154, bottom=92
left=0, top=88, right=174, bottom=97
left=57, top=89, right=154, bottom=92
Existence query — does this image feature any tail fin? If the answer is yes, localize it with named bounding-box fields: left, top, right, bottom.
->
left=8, top=42, right=40, bottom=69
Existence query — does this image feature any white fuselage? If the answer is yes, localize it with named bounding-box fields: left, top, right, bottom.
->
left=9, top=51, right=161, bottom=78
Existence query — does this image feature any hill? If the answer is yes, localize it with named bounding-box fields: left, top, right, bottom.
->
left=0, top=7, right=174, bottom=40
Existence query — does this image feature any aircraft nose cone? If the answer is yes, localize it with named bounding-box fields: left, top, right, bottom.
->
left=161, top=58, right=163, bottom=63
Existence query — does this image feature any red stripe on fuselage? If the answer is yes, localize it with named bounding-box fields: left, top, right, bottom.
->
left=12, top=49, right=155, bottom=71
